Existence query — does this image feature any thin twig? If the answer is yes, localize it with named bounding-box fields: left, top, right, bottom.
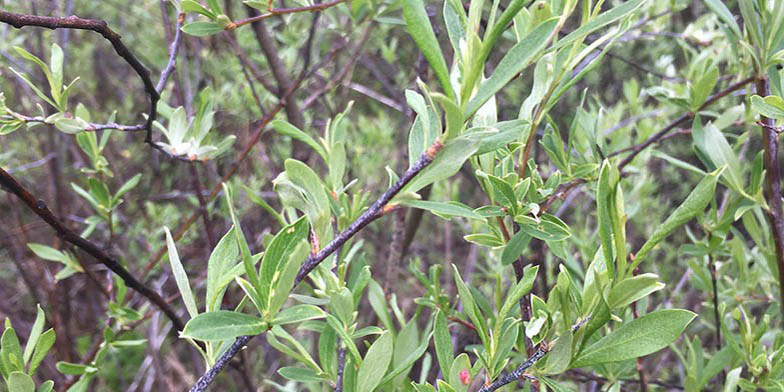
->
left=0, top=10, right=159, bottom=139
left=611, top=76, right=753, bottom=170
left=477, top=345, right=548, bottom=392
left=229, top=0, right=347, bottom=29
left=296, top=140, right=443, bottom=284
left=0, top=166, right=185, bottom=331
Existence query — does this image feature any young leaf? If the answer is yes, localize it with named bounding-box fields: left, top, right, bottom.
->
left=401, top=138, right=479, bottom=195
left=181, top=311, right=266, bottom=341
left=434, top=310, right=454, bottom=378
left=258, top=217, right=309, bottom=310
left=8, top=371, right=35, bottom=392
left=270, top=120, right=328, bottom=161
left=630, top=168, right=723, bottom=273
left=28, top=329, right=55, bottom=375
left=164, top=227, right=198, bottom=319
left=572, top=309, right=697, bottom=367
left=401, top=0, right=455, bottom=99
left=270, top=305, right=326, bottom=326
left=465, top=19, right=558, bottom=118
left=181, top=21, right=224, bottom=36
left=751, top=94, right=784, bottom=119
left=22, top=305, right=45, bottom=365
left=607, top=274, right=665, bottom=309
left=206, top=227, right=239, bottom=312
left=400, top=200, right=482, bottom=220
left=356, top=331, right=393, bottom=392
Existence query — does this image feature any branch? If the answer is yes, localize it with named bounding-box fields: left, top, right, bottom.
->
left=0, top=10, right=160, bottom=140
left=139, top=34, right=350, bottom=280
left=188, top=335, right=254, bottom=392
left=756, top=75, right=784, bottom=318
left=296, top=139, right=443, bottom=284
left=189, top=139, right=444, bottom=391
left=611, top=76, right=753, bottom=170
left=477, top=345, right=548, bottom=392
left=229, top=0, right=347, bottom=29
left=0, top=166, right=185, bottom=332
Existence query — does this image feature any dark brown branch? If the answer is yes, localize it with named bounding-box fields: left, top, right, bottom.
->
left=756, top=76, right=784, bottom=317
left=0, top=166, right=185, bottom=332
left=0, top=10, right=160, bottom=140
left=611, top=76, right=753, bottom=170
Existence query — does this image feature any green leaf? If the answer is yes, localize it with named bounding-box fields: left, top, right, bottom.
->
left=271, top=120, right=328, bottom=161
left=278, top=366, right=328, bottom=382
left=22, top=305, right=45, bottom=364
left=181, top=311, right=266, bottom=341
left=356, top=331, right=393, bottom=392
left=751, top=94, right=784, bottom=119
left=542, top=330, right=572, bottom=375
left=49, top=44, right=64, bottom=104
left=432, top=93, right=464, bottom=140
left=26, top=244, right=68, bottom=264
left=452, top=265, right=488, bottom=345
left=1, top=326, right=23, bottom=377
left=380, top=331, right=432, bottom=385
left=164, top=227, right=198, bottom=319
left=465, top=19, right=558, bottom=118
left=516, top=214, right=571, bottom=242
left=691, top=66, right=719, bottom=111
left=181, top=21, right=224, bottom=36
left=113, top=174, right=141, bottom=203
left=401, top=138, right=479, bottom=195
left=607, top=274, right=664, bottom=309
left=37, top=380, right=54, bottom=392
left=401, top=0, right=455, bottom=99
left=181, top=0, right=217, bottom=19
left=498, top=265, right=537, bottom=323
left=283, top=160, right=331, bottom=244
left=572, top=309, right=697, bottom=367
left=54, top=117, right=89, bottom=134
left=434, top=310, right=454, bottom=379
left=596, top=160, right=616, bottom=277
left=267, top=241, right=308, bottom=317
left=55, top=361, right=92, bottom=375
left=501, top=230, right=531, bottom=265
left=205, top=228, right=239, bottom=312
left=694, top=120, right=737, bottom=172
left=28, top=329, right=55, bottom=375
left=630, top=168, right=723, bottom=273
left=271, top=305, right=326, bottom=325
left=8, top=371, right=35, bottom=392
left=259, top=217, right=309, bottom=311
left=704, top=0, right=742, bottom=38
left=400, top=200, right=482, bottom=219
left=553, top=0, right=646, bottom=51
left=8, top=68, right=57, bottom=109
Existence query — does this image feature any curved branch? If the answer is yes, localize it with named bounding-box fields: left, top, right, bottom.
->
left=229, top=0, right=347, bottom=29
left=0, top=10, right=160, bottom=140
left=0, top=166, right=185, bottom=332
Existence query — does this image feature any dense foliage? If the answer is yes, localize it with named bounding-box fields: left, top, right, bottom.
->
left=0, top=0, right=783, bottom=391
